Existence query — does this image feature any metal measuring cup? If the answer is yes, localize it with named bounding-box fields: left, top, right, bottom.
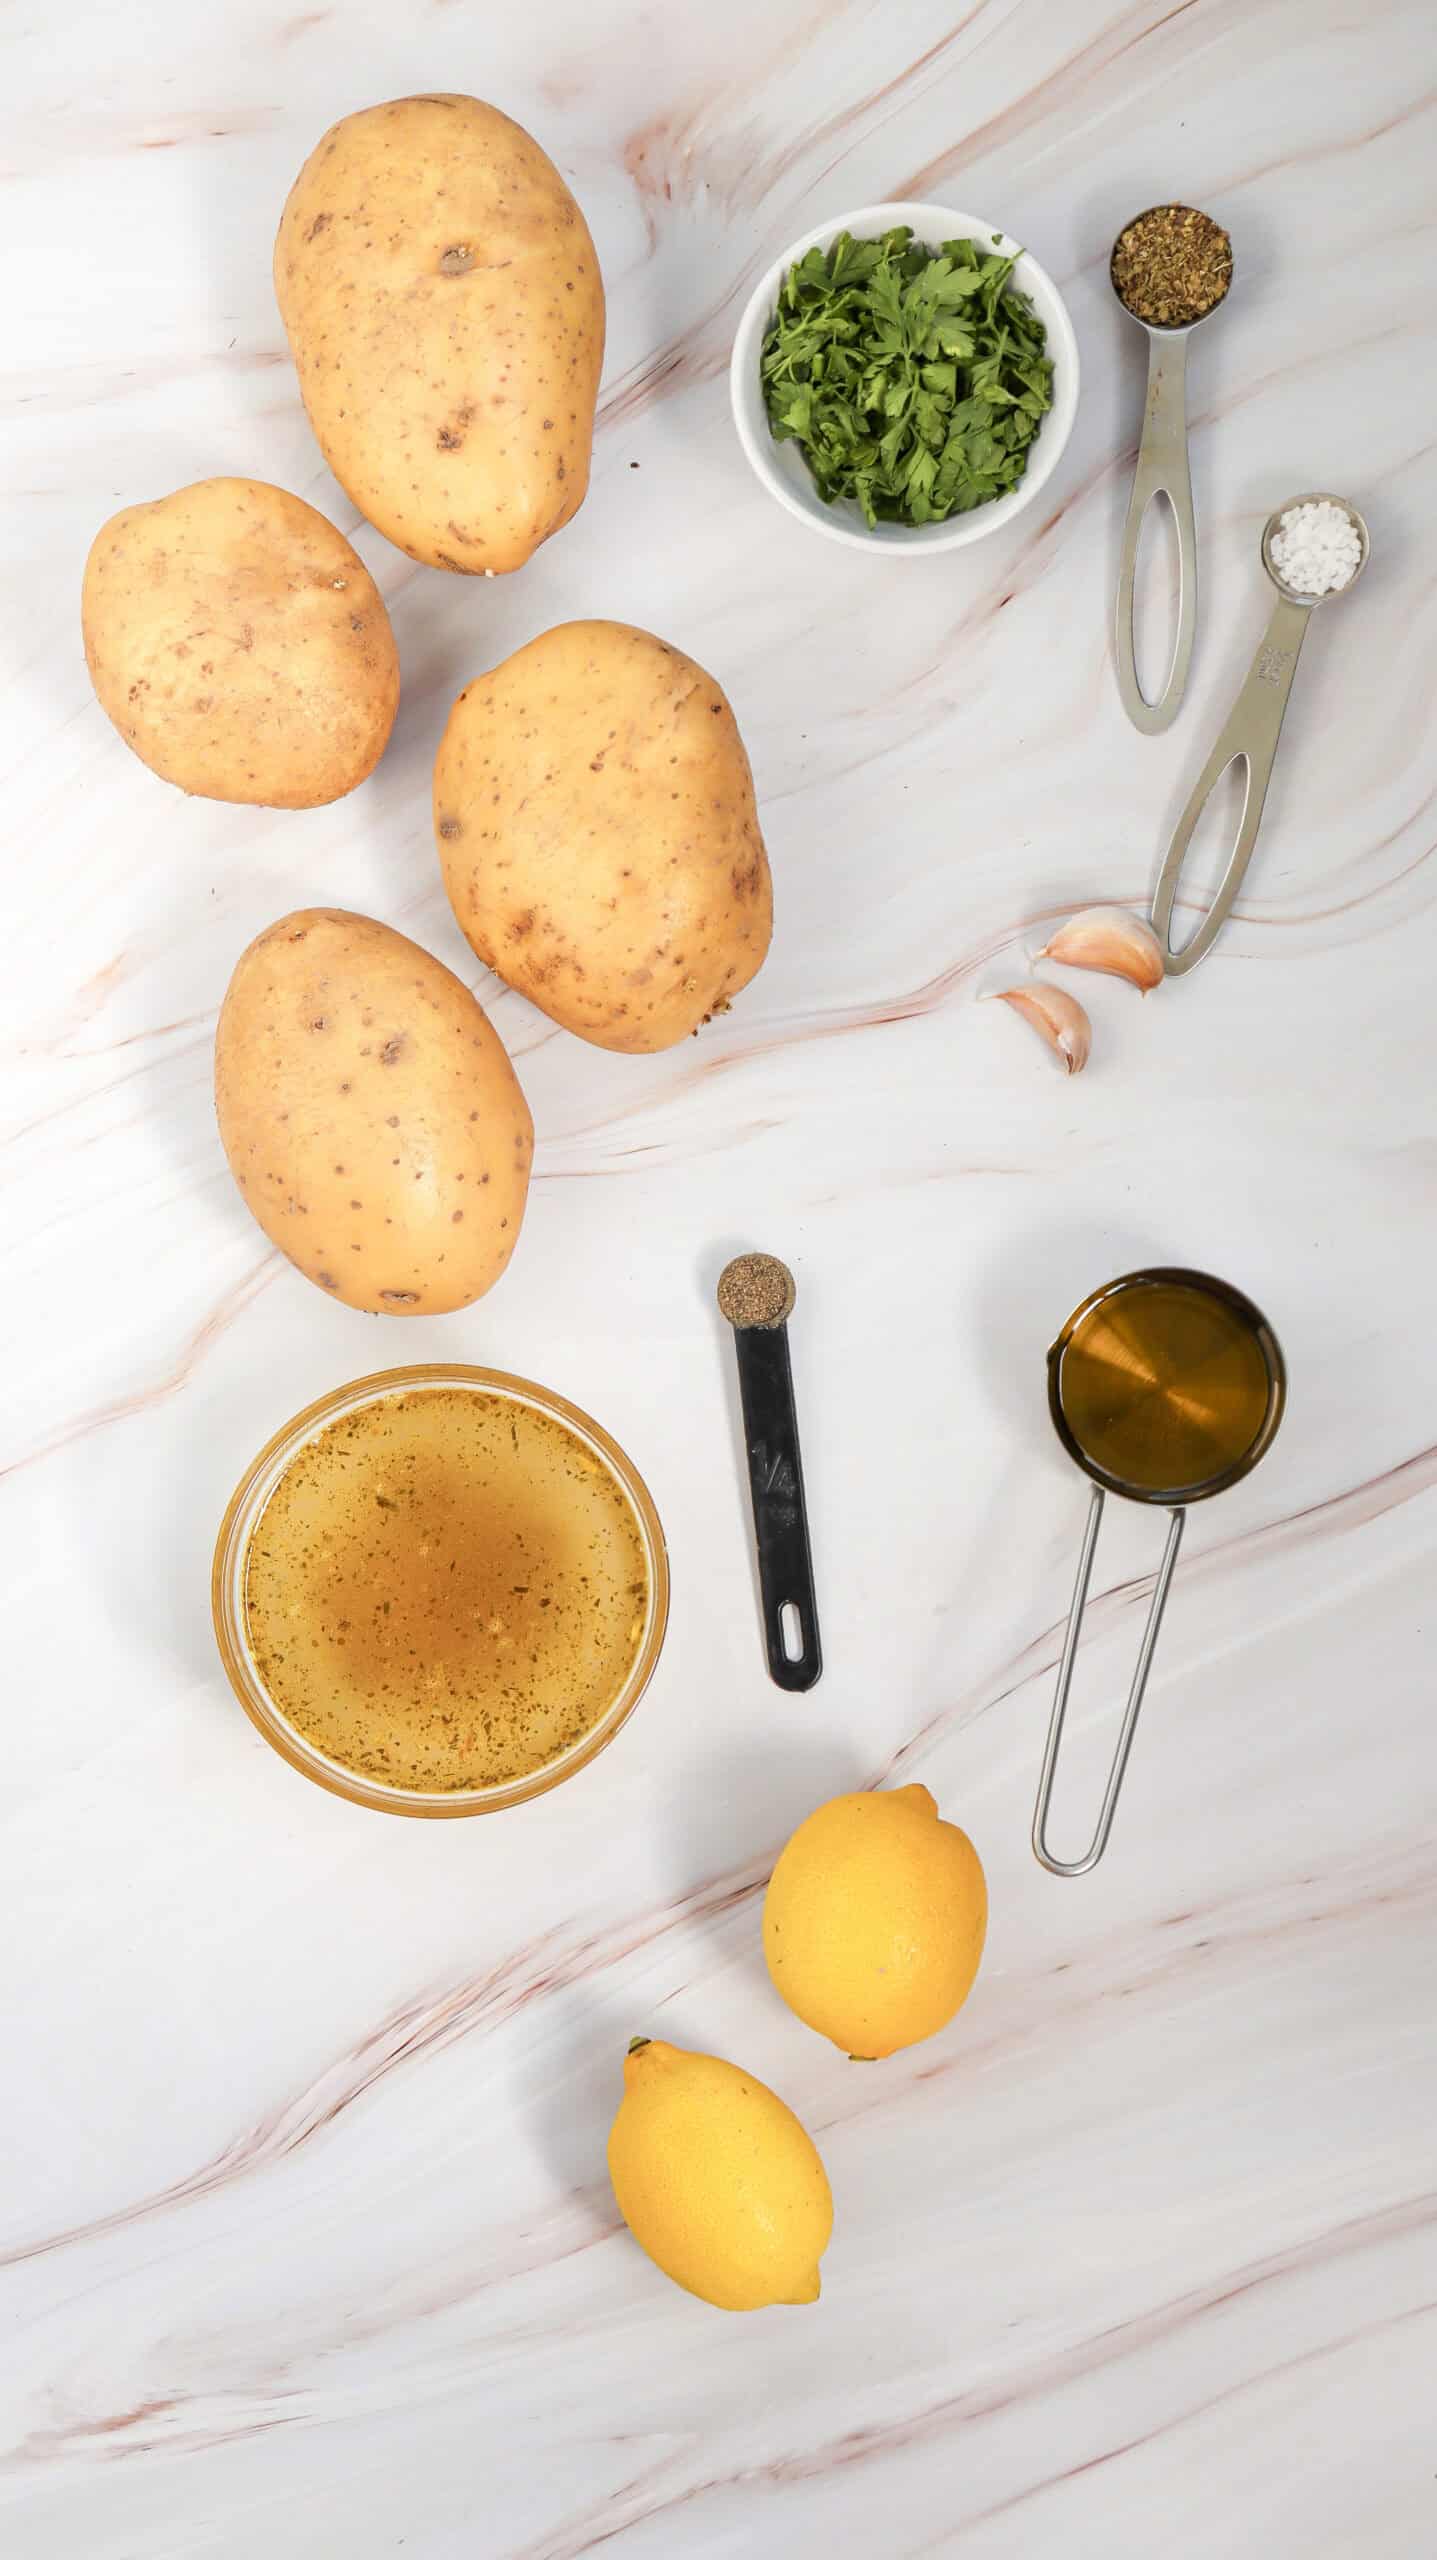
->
left=1032, top=1268, right=1285, bottom=1878
left=1150, top=493, right=1369, bottom=974
left=1112, top=204, right=1233, bottom=734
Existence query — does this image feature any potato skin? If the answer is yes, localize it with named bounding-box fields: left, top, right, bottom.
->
left=433, top=622, right=773, bottom=1052
left=274, top=94, right=604, bottom=576
left=81, top=479, right=398, bottom=808
left=215, top=909, right=532, bottom=1315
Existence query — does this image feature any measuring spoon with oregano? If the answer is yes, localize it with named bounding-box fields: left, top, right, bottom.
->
left=1111, top=203, right=1233, bottom=734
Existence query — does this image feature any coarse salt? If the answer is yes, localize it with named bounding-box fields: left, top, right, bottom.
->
left=1268, top=499, right=1362, bottom=598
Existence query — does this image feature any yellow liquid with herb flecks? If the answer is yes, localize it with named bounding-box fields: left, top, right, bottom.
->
left=243, top=1388, right=649, bottom=1792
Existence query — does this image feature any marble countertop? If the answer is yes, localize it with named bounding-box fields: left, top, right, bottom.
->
left=4, top=3, right=1436, bottom=2553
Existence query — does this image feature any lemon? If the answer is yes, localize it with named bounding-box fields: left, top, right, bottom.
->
left=764, top=1784, right=987, bottom=2059
left=607, top=2039, right=833, bottom=2311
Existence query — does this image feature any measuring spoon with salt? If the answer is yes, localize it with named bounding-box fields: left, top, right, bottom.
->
left=1112, top=203, right=1233, bottom=733
left=1151, top=492, right=1369, bottom=975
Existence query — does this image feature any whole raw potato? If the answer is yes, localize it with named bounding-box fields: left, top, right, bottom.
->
left=274, top=95, right=604, bottom=575
left=433, top=622, right=773, bottom=1051
left=81, top=479, right=398, bottom=807
left=215, top=909, right=532, bottom=1315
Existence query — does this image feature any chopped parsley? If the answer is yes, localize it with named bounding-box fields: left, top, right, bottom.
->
left=760, top=227, right=1055, bottom=529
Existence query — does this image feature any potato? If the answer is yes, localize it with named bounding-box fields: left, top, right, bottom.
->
left=215, top=908, right=532, bottom=1315
left=82, top=478, right=398, bottom=808
left=433, top=622, right=773, bottom=1052
left=274, top=95, right=604, bottom=576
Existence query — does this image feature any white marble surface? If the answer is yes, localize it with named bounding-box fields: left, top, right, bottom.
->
left=4, top=3, right=1436, bottom=2552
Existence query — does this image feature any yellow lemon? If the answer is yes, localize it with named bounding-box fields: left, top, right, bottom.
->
left=607, top=2039, right=833, bottom=2311
left=764, top=1784, right=987, bottom=2059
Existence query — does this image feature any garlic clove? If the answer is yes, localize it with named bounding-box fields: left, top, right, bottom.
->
left=1040, top=905, right=1164, bottom=993
left=993, top=983, right=1091, bottom=1076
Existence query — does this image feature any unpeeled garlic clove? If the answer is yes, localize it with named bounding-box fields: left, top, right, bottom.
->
left=1039, top=905, right=1164, bottom=993
left=992, top=983, right=1091, bottom=1076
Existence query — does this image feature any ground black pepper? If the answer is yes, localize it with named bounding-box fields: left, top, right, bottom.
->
left=1111, top=204, right=1232, bottom=329
left=717, top=1252, right=795, bottom=1330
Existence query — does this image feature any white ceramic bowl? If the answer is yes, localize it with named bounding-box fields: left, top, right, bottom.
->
left=729, top=200, right=1080, bottom=556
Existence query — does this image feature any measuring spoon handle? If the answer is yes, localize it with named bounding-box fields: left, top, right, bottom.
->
left=731, top=1318, right=822, bottom=1692
left=1115, top=332, right=1196, bottom=734
left=1152, top=593, right=1311, bottom=976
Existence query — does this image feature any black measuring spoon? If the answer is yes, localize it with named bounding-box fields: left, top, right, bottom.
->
left=717, top=1253, right=822, bottom=1692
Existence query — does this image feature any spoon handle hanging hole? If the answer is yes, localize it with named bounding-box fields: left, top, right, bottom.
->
left=1129, top=490, right=1184, bottom=708
left=1153, top=593, right=1311, bottom=973
left=1116, top=332, right=1196, bottom=732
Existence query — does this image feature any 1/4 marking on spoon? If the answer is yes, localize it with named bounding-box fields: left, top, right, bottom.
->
left=752, top=1441, right=797, bottom=1503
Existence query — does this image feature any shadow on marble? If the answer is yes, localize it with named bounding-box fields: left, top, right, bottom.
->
left=510, top=1976, right=634, bottom=2245
left=78, top=1376, right=242, bottom=1695
left=659, top=1734, right=868, bottom=2002
left=966, top=1211, right=1159, bottom=1450
left=697, top=1227, right=787, bottom=1639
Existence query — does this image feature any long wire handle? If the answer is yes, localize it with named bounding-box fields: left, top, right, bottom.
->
left=1151, top=593, right=1311, bottom=975
left=1032, top=1487, right=1186, bottom=1877
left=1115, top=332, right=1196, bottom=734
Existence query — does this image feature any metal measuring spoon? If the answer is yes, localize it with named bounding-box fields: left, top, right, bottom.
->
left=1112, top=204, right=1233, bottom=734
left=1151, top=492, right=1370, bottom=974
